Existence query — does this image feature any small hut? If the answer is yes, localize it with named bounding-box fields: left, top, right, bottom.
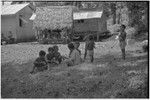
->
left=32, top=6, right=73, bottom=44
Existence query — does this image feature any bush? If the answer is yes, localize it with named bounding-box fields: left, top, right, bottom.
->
left=142, top=44, right=148, bottom=52
left=108, top=24, right=121, bottom=33
left=140, top=40, right=148, bottom=52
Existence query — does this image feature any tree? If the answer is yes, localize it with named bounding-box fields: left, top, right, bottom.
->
left=110, top=2, right=117, bottom=24
left=102, top=2, right=117, bottom=24
left=127, top=2, right=148, bottom=28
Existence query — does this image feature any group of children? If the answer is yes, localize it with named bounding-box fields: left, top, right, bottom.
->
left=30, top=24, right=127, bottom=74
left=30, top=35, right=95, bottom=74
left=30, top=45, right=63, bottom=74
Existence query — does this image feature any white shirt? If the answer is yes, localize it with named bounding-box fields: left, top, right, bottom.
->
left=69, top=49, right=82, bottom=65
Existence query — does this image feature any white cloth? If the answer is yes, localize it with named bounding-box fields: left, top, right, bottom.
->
left=69, top=49, right=82, bottom=65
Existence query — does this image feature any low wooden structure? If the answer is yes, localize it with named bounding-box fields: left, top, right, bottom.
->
left=32, top=6, right=73, bottom=44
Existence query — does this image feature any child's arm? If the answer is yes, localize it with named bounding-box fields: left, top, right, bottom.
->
left=45, top=55, right=50, bottom=63
left=93, top=42, right=96, bottom=49
left=69, top=50, right=76, bottom=62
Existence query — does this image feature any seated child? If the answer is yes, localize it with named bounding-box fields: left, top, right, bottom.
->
left=46, top=47, right=55, bottom=64
left=66, top=42, right=82, bottom=66
left=53, top=45, right=62, bottom=64
left=73, top=41, right=81, bottom=55
left=30, top=50, right=47, bottom=74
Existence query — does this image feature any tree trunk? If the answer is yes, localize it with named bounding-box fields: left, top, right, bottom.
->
left=113, top=12, right=116, bottom=24
left=111, top=3, right=117, bottom=24
left=117, top=13, right=121, bottom=24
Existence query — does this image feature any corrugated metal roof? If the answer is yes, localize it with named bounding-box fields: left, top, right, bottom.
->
left=1, top=3, right=29, bottom=15
left=73, top=11, right=103, bottom=20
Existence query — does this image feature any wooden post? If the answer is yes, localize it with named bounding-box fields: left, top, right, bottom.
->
left=97, top=19, right=99, bottom=42
left=2, top=1, right=4, bottom=5
left=71, top=8, right=74, bottom=42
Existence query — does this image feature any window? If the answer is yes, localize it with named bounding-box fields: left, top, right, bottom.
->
left=77, top=19, right=84, bottom=23
left=19, top=15, right=23, bottom=27
left=19, top=18, right=23, bottom=27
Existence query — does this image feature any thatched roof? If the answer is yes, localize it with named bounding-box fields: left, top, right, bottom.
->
left=33, top=6, right=73, bottom=30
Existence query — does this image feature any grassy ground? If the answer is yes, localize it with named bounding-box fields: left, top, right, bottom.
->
left=1, top=36, right=148, bottom=98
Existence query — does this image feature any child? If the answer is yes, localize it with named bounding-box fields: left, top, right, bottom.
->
left=46, top=47, right=54, bottom=63
left=66, top=42, right=82, bottom=66
left=84, top=35, right=90, bottom=60
left=53, top=45, right=62, bottom=64
left=118, top=24, right=127, bottom=60
left=73, top=41, right=81, bottom=55
left=86, top=35, right=95, bottom=63
left=30, top=50, right=47, bottom=74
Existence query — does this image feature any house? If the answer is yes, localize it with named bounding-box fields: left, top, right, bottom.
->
left=1, top=3, right=35, bottom=42
left=31, top=6, right=73, bottom=43
left=73, top=10, right=107, bottom=41
left=31, top=5, right=107, bottom=42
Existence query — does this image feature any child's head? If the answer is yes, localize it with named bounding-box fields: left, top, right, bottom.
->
left=39, top=50, right=46, bottom=57
left=89, top=35, right=94, bottom=41
left=68, top=42, right=75, bottom=51
left=74, top=41, right=80, bottom=49
left=120, top=24, right=126, bottom=32
left=53, top=45, right=59, bottom=52
left=48, top=47, right=54, bottom=53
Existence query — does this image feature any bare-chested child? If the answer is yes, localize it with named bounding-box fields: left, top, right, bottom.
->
left=85, top=35, right=95, bottom=62
left=118, top=24, right=127, bottom=60
left=30, top=50, right=48, bottom=74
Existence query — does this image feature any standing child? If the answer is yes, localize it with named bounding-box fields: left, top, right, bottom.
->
left=30, top=50, right=47, bottom=74
left=84, top=35, right=89, bottom=60
left=86, top=35, right=95, bottom=63
left=118, top=24, right=127, bottom=60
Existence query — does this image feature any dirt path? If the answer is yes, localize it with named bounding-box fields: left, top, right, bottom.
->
left=1, top=39, right=148, bottom=98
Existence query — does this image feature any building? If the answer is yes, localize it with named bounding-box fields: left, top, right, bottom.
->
left=31, top=5, right=107, bottom=42
left=31, top=6, right=73, bottom=43
left=73, top=10, right=107, bottom=41
left=1, top=3, right=35, bottom=42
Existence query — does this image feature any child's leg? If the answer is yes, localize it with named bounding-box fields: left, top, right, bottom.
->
left=58, top=56, right=62, bottom=64
left=44, top=65, right=48, bottom=70
left=89, top=50, right=94, bottom=63
left=66, top=60, right=73, bottom=66
left=30, top=66, right=36, bottom=74
left=120, top=41, right=126, bottom=60
left=121, top=48, right=125, bottom=60
left=91, top=55, right=94, bottom=62
left=84, top=50, right=87, bottom=60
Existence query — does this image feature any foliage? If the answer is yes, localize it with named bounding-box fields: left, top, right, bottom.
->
left=126, top=2, right=148, bottom=28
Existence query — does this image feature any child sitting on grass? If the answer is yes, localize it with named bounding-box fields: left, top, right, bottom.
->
left=53, top=45, right=62, bottom=64
left=66, top=42, right=82, bottom=66
left=73, top=41, right=81, bottom=55
left=46, top=47, right=55, bottom=64
left=30, top=50, right=48, bottom=74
